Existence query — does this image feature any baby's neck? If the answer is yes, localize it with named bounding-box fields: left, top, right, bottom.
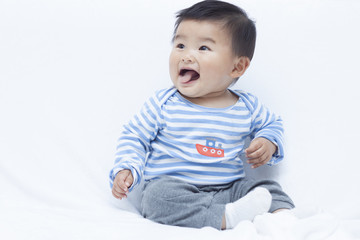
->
left=181, top=90, right=238, bottom=109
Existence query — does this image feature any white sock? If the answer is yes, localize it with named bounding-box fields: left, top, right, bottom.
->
left=225, top=187, right=272, bottom=229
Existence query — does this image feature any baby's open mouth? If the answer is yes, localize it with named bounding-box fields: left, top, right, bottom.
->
left=179, top=69, right=200, bottom=83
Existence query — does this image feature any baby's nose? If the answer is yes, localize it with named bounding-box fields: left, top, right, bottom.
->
left=181, top=54, right=195, bottom=63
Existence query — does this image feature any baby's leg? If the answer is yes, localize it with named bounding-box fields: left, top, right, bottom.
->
left=224, top=187, right=271, bottom=229
left=141, top=176, right=224, bottom=229
left=223, top=178, right=295, bottom=229
left=249, top=179, right=295, bottom=213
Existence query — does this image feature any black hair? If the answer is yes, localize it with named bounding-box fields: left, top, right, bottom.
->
left=174, top=0, right=256, bottom=60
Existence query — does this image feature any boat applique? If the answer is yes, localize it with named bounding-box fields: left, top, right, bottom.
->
left=196, top=139, right=224, bottom=158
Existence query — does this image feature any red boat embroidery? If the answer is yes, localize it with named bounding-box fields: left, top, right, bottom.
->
left=196, top=139, right=224, bottom=158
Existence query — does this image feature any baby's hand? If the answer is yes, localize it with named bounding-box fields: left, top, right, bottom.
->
left=112, top=169, right=134, bottom=200
left=245, top=137, right=277, bottom=169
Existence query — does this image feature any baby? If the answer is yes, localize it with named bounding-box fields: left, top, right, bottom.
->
left=110, top=0, right=294, bottom=230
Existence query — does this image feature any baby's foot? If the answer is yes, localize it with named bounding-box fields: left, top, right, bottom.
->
left=225, top=187, right=272, bottom=229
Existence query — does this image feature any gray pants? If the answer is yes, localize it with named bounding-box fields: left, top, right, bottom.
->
left=141, top=176, right=294, bottom=230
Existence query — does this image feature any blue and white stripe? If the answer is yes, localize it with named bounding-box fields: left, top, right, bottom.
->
left=109, top=87, right=284, bottom=190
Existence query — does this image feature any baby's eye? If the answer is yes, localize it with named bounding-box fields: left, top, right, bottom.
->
left=199, top=45, right=210, bottom=51
left=176, top=43, right=185, bottom=49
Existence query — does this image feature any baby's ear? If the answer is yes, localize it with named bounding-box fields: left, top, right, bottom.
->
left=230, top=57, right=250, bottom=79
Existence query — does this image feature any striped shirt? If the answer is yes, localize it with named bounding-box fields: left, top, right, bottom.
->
left=109, top=87, right=284, bottom=190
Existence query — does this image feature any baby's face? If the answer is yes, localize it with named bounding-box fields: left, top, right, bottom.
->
left=169, top=20, right=238, bottom=100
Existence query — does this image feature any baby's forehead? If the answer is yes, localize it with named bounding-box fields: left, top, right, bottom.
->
left=173, top=19, right=231, bottom=39
left=176, top=19, right=227, bottom=30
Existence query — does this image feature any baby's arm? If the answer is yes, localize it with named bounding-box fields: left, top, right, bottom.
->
left=245, top=137, right=277, bottom=168
left=112, top=169, right=134, bottom=200
left=109, top=91, right=165, bottom=194
left=242, top=92, right=284, bottom=166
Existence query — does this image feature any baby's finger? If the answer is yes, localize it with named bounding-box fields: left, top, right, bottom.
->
left=113, top=183, right=127, bottom=195
left=112, top=190, right=128, bottom=200
left=247, top=148, right=266, bottom=162
left=245, top=145, right=257, bottom=155
left=251, top=163, right=262, bottom=169
left=116, top=171, right=131, bottom=191
left=124, top=174, right=134, bottom=188
left=251, top=155, right=271, bottom=168
left=112, top=188, right=125, bottom=198
left=251, top=160, right=266, bottom=168
left=246, top=141, right=264, bottom=156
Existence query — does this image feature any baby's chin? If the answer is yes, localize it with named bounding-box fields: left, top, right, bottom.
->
left=172, top=80, right=198, bottom=95
left=176, top=88, right=203, bottom=100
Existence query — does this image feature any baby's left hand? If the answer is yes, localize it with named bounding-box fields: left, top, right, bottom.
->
left=245, top=137, right=277, bottom=168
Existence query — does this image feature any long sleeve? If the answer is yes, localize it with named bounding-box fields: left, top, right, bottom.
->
left=109, top=93, right=164, bottom=190
left=239, top=92, right=285, bottom=166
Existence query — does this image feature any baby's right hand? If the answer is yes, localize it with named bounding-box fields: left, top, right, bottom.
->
left=112, top=169, right=134, bottom=200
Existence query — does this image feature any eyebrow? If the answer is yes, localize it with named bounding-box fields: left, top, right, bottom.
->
left=200, top=37, right=216, bottom=44
left=173, top=34, right=216, bottom=44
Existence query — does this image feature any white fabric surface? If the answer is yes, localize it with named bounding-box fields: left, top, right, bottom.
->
left=1, top=0, right=360, bottom=239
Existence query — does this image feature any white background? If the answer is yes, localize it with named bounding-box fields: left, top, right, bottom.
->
left=1, top=0, right=360, bottom=236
